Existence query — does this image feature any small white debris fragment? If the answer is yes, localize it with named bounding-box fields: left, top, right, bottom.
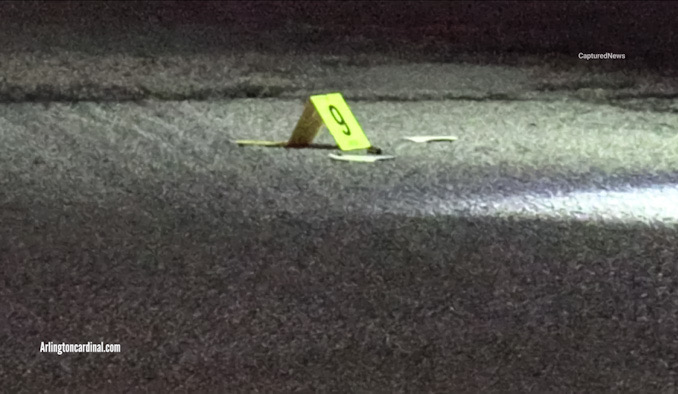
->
left=233, top=140, right=287, bottom=146
left=403, top=136, right=458, bottom=143
left=328, top=153, right=395, bottom=163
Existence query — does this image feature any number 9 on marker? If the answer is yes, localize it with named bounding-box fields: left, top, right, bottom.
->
left=310, top=93, right=372, bottom=151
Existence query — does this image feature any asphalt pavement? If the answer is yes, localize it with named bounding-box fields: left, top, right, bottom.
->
left=2, top=2, right=678, bottom=392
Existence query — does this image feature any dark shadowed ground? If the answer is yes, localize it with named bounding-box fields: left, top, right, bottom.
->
left=2, top=1, right=678, bottom=392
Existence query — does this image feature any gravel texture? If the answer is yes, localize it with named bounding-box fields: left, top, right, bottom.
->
left=2, top=2, right=678, bottom=392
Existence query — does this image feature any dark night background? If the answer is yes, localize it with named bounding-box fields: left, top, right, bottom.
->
left=2, top=1, right=678, bottom=392
left=1, top=1, right=676, bottom=65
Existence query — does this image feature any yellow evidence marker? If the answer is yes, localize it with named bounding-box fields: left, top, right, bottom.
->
left=235, top=92, right=373, bottom=152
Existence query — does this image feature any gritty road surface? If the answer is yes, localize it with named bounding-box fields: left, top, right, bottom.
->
left=3, top=94, right=678, bottom=392
left=3, top=2, right=678, bottom=392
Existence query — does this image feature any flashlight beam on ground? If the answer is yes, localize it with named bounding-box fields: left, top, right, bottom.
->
left=386, top=184, right=678, bottom=224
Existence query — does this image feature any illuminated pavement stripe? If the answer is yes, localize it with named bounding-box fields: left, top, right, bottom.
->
left=375, top=184, right=678, bottom=224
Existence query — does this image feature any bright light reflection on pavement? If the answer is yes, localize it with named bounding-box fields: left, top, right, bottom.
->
left=398, top=184, right=678, bottom=224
